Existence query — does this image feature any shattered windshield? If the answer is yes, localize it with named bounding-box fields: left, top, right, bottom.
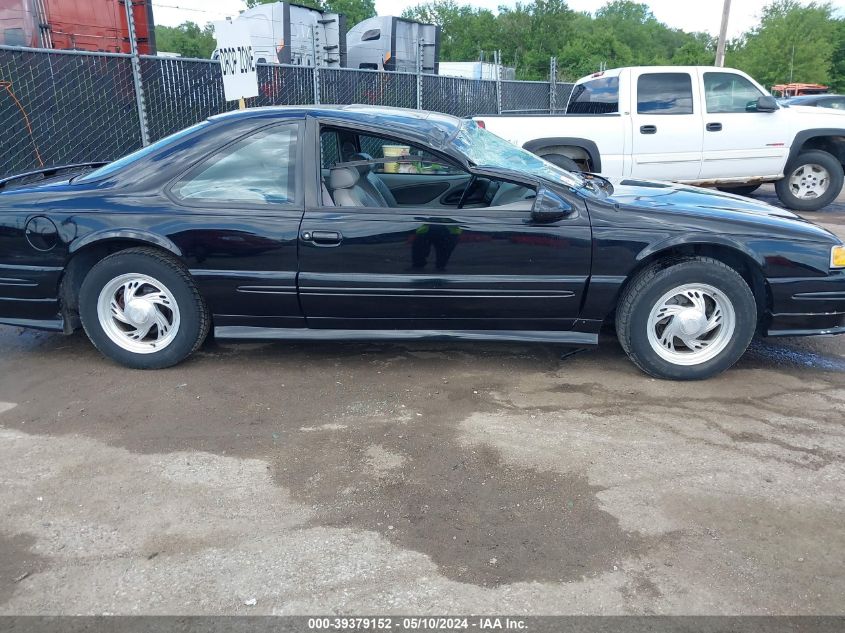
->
left=451, top=120, right=585, bottom=189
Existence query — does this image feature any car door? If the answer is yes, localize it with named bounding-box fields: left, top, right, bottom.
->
left=297, top=121, right=592, bottom=332
left=629, top=70, right=703, bottom=181
left=167, top=120, right=306, bottom=330
left=699, top=70, right=789, bottom=180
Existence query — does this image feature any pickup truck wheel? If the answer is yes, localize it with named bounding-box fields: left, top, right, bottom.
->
left=79, top=248, right=210, bottom=369
left=775, top=150, right=844, bottom=211
left=541, top=153, right=579, bottom=172
left=615, top=257, right=756, bottom=380
left=717, top=184, right=760, bottom=196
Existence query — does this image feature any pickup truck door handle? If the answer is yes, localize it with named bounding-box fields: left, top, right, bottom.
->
left=706, top=122, right=723, bottom=132
left=302, top=230, right=342, bottom=245
left=639, top=125, right=657, bottom=135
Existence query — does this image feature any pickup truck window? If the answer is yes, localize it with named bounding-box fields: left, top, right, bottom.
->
left=567, top=76, right=619, bottom=114
left=637, top=73, right=693, bottom=114
left=704, top=72, right=764, bottom=113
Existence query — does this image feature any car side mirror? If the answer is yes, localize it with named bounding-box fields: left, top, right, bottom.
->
left=531, top=188, right=572, bottom=223
left=753, top=95, right=778, bottom=112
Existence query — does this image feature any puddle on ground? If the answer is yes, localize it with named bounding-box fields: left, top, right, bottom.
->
left=273, top=410, right=651, bottom=587
left=745, top=339, right=845, bottom=372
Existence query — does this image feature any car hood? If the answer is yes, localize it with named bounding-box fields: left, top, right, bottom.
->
left=600, top=178, right=837, bottom=242
left=785, top=104, right=845, bottom=117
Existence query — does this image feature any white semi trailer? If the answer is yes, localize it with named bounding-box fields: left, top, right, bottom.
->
left=345, top=16, right=439, bottom=74
left=213, top=1, right=345, bottom=67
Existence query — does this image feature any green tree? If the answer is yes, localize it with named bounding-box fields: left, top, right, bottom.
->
left=228, top=0, right=843, bottom=88
left=155, top=21, right=217, bottom=58
left=244, top=0, right=376, bottom=27
left=403, top=0, right=717, bottom=80
left=728, top=1, right=836, bottom=87
left=830, top=19, right=845, bottom=92
left=401, top=1, right=500, bottom=62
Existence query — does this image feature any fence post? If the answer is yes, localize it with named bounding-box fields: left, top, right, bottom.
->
left=495, top=50, right=502, bottom=115
left=549, top=57, right=557, bottom=113
left=123, top=0, right=150, bottom=146
left=310, top=26, right=321, bottom=105
left=416, top=41, right=423, bottom=110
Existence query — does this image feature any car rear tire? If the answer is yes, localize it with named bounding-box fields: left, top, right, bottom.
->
left=79, top=247, right=209, bottom=369
left=775, top=150, right=844, bottom=211
left=717, top=184, right=760, bottom=196
left=615, top=257, right=757, bottom=380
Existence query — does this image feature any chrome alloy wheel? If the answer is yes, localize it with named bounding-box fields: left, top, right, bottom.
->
left=788, top=163, right=830, bottom=200
left=96, top=273, right=180, bottom=354
left=646, top=283, right=736, bottom=366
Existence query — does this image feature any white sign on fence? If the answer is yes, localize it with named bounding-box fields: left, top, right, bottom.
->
left=213, top=20, right=258, bottom=102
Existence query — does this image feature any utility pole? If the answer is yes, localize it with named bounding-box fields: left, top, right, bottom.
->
left=715, top=0, right=731, bottom=67
left=789, top=43, right=795, bottom=83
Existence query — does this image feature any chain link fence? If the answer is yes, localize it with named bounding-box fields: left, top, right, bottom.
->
left=0, top=47, right=142, bottom=178
left=555, top=82, right=575, bottom=113
left=502, top=80, right=552, bottom=113
left=421, top=74, right=499, bottom=117
left=0, top=45, right=574, bottom=179
left=319, top=68, right=418, bottom=109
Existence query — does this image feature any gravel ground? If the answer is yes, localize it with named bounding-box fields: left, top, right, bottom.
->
left=0, top=184, right=843, bottom=615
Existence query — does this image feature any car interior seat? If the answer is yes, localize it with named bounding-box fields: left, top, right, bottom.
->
left=330, top=166, right=385, bottom=207
left=348, top=152, right=398, bottom=207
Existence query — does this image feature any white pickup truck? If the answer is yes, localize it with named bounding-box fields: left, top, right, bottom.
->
left=475, top=66, right=845, bottom=211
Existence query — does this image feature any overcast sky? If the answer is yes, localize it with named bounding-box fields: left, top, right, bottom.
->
left=152, top=0, right=845, bottom=39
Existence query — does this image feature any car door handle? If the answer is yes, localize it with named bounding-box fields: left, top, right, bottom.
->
left=639, top=125, right=657, bottom=135
left=706, top=122, right=723, bottom=132
left=302, top=230, right=342, bottom=245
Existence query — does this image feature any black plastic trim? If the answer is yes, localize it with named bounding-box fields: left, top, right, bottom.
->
left=214, top=326, right=598, bottom=345
left=787, top=128, right=845, bottom=166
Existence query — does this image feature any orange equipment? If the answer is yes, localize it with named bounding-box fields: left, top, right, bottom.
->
left=771, top=83, right=829, bottom=97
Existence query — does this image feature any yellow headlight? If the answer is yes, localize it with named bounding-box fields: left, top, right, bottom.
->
left=832, top=245, right=845, bottom=268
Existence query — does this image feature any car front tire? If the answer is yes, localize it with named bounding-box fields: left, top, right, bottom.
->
left=775, top=150, right=844, bottom=211
left=79, top=247, right=209, bottom=369
left=615, top=257, right=757, bottom=380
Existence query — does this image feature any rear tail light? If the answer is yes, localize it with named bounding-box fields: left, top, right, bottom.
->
left=476, top=120, right=485, bottom=128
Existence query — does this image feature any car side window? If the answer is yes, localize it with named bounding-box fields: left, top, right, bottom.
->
left=354, top=133, right=464, bottom=177
left=173, top=124, right=298, bottom=206
left=820, top=98, right=845, bottom=110
left=704, top=72, right=764, bottom=113
left=637, top=73, right=693, bottom=114
left=321, top=129, right=341, bottom=169
left=319, top=127, right=535, bottom=210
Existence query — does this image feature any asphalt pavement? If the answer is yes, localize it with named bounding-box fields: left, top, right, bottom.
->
left=0, top=184, right=843, bottom=615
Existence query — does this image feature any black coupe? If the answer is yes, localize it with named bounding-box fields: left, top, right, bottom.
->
left=2, top=105, right=845, bottom=380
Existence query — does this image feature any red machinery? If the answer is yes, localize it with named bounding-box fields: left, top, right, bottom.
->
left=771, top=83, right=829, bottom=98
left=0, top=0, right=156, bottom=54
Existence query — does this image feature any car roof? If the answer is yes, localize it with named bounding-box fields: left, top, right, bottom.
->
left=208, top=105, right=464, bottom=148
left=785, top=94, right=842, bottom=103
